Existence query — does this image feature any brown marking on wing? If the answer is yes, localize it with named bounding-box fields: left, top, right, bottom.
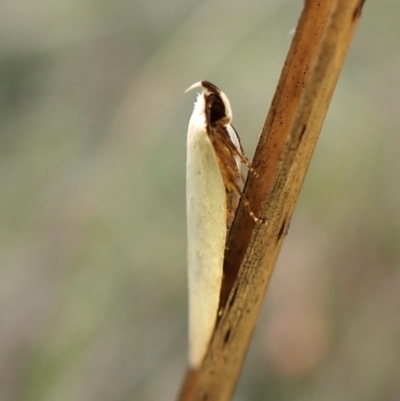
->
left=209, top=124, right=262, bottom=225
left=204, top=89, right=263, bottom=226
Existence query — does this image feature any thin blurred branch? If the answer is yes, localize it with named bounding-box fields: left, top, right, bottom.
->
left=177, top=0, right=365, bottom=400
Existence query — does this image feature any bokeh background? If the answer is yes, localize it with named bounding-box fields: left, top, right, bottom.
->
left=1, top=0, right=400, bottom=400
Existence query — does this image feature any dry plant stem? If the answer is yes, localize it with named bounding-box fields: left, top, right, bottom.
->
left=220, top=0, right=335, bottom=308
left=177, top=0, right=365, bottom=400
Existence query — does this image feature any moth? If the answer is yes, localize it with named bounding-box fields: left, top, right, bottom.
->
left=185, top=80, right=260, bottom=368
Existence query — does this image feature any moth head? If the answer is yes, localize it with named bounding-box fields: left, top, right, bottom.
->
left=185, top=80, right=233, bottom=127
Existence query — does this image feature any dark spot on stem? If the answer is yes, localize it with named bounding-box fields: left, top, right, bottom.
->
left=278, top=219, right=286, bottom=241
left=228, top=286, right=238, bottom=309
left=352, top=0, right=366, bottom=21
left=299, top=124, right=307, bottom=142
left=224, top=329, right=231, bottom=344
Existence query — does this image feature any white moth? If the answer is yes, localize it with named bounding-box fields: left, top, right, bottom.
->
left=185, top=81, right=259, bottom=368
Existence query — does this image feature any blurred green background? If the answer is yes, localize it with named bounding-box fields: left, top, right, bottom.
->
left=1, top=0, right=400, bottom=400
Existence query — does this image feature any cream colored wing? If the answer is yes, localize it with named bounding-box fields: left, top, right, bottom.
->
left=186, top=107, right=226, bottom=368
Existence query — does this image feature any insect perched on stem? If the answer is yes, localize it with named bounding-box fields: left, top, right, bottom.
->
left=185, top=80, right=261, bottom=368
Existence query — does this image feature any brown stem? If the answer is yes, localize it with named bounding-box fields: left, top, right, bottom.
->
left=177, top=0, right=366, bottom=400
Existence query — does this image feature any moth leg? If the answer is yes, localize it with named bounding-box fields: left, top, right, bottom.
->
left=229, top=180, right=266, bottom=224
left=238, top=191, right=266, bottom=224
left=228, top=125, right=261, bottom=179
left=226, top=140, right=261, bottom=180
left=238, top=154, right=261, bottom=180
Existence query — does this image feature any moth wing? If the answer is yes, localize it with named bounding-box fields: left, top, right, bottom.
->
left=186, top=117, right=226, bottom=368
